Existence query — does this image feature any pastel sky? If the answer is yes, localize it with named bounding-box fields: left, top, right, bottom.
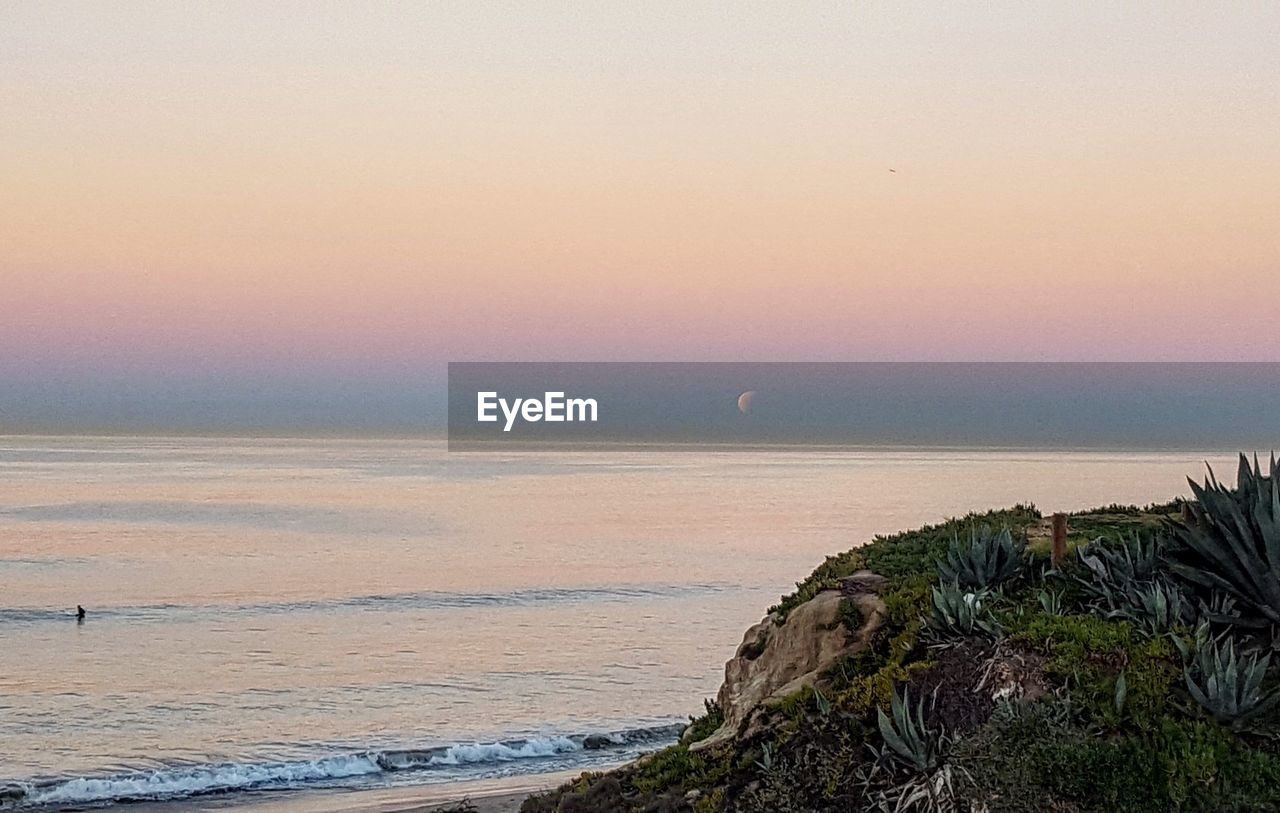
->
left=2, top=3, right=1279, bottom=429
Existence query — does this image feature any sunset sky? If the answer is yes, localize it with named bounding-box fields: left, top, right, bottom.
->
left=2, top=3, right=1278, bottom=430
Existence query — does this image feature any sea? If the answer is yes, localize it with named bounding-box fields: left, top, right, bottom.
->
left=0, top=436, right=1245, bottom=810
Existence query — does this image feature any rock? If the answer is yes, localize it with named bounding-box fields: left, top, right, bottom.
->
left=841, top=570, right=888, bottom=595
left=582, top=734, right=615, bottom=750
left=0, top=785, right=26, bottom=803
left=692, top=571, right=886, bottom=750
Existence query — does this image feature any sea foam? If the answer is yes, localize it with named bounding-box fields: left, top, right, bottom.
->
left=8, top=724, right=683, bottom=809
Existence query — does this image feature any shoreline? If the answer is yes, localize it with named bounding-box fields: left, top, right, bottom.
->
left=109, top=770, right=591, bottom=813
left=7, top=725, right=683, bottom=812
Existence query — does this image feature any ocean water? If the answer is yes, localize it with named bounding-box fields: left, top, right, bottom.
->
left=0, top=437, right=1243, bottom=809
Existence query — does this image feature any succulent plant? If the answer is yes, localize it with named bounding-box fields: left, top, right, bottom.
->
left=1181, top=626, right=1280, bottom=730
left=936, top=526, right=1026, bottom=589
left=1166, top=453, right=1280, bottom=625
left=876, top=687, right=947, bottom=773
left=1109, top=578, right=1192, bottom=637
left=1074, top=533, right=1163, bottom=606
left=927, top=583, right=1002, bottom=640
left=1196, top=590, right=1249, bottom=628
left=1037, top=588, right=1067, bottom=616
left=755, top=741, right=774, bottom=773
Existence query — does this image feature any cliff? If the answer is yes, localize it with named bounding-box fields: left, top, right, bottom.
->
left=522, top=455, right=1280, bottom=813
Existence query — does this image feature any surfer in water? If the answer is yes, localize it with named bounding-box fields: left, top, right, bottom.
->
left=76, top=605, right=86, bottom=622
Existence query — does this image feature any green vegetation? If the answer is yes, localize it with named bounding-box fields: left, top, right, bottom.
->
left=1008, top=611, right=1180, bottom=731
left=1168, top=454, right=1280, bottom=624
left=1182, top=628, right=1280, bottom=731
left=952, top=706, right=1280, bottom=812
left=1118, top=579, right=1193, bottom=636
left=1075, top=533, right=1163, bottom=606
left=875, top=687, right=947, bottom=773
left=926, top=583, right=1001, bottom=640
left=684, top=699, right=724, bottom=745
left=770, top=505, right=1039, bottom=618
left=936, top=525, right=1026, bottom=589
left=524, top=455, right=1280, bottom=813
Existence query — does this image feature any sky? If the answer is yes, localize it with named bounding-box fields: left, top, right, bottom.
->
left=1, top=3, right=1278, bottom=432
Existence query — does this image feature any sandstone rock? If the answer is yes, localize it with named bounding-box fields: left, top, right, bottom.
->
left=691, top=570, right=886, bottom=750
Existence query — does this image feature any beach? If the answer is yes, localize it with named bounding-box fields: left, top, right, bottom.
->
left=403, top=794, right=525, bottom=813
left=117, top=772, right=561, bottom=813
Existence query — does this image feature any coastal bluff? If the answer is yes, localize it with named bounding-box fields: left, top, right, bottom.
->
left=522, top=456, right=1280, bottom=812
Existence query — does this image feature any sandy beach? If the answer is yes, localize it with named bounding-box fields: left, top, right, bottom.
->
left=394, top=792, right=526, bottom=813
left=348, top=782, right=537, bottom=813
left=124, top=771, right=588, bottom=813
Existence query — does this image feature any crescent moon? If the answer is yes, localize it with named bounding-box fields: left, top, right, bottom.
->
left=737, top=390, right=757, bottom=414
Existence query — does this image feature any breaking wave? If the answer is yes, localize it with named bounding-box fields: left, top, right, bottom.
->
left=1, top=724, right=685, bottom=810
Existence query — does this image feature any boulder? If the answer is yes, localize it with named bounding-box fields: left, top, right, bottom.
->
left=582, top=734, right=615, bottom=750
left=691, top=570, right=886, bottom=750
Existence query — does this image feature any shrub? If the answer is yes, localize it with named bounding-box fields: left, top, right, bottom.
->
left=770, top=548, right=863, bottom=618
left=1009, top=613, right=1179, bottom=730
left=684, top=699, right=723, bottom=744
left=867, top=506, right=1040, bottom=583
left=954, top=706, right=1280, bottom=812
left=631, top=745, right=715, bottom=794
left=771, top=507, right=1040, bottom=618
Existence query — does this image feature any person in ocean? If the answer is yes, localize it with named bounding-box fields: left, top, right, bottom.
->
left=76, top=605, right=85, bottom=621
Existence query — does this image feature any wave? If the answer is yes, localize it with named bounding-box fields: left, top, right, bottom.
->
left=13, top=754, right=383, bottom=807
left=1, top=724, right=685, bottom=810
left=0, top=583, right=739, bottom=626
left=374, top=736, right=581, bottom=771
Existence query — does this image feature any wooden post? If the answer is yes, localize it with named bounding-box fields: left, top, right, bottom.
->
left=1051, top=513, right=1067, bottom=568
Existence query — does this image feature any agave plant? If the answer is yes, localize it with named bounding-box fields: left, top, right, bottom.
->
left=1166, top=453, right=1280, bottom=625
left=927, top=583, right=1001, bottom=640
left=1110, top=578, right=1193, bottom=637
left=1037, top=588, right=1067, bottom=616
left=936, top=526, right=1026, bottom=589
left=877, top=687, right=947, bottom=773
left=1074, top=533, right=1163, bottom=607
left=1181, top=626, right=1280, bottom=730
left=1196, top=590, right=1251, bottom=628
left=755, top=741, right=774, bottom=773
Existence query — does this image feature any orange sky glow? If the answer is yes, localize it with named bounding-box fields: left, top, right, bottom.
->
left=2, top=2, right=1278, bottom=383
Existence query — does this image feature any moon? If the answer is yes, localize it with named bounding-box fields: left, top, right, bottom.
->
left=737, top=390, right=757, bottom=414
